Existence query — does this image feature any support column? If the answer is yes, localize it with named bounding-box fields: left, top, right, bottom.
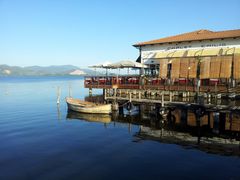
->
left=180, top=108, right=188, bottom=126
left=89, top=88, right=92, bottom=97
left=170, top=91, right=172, bottom=102
left=213, top=112, right=220, bottom=134
left=112, top=102, right=119, bottom=111
left=161, top=92, right=165, bottom=107
left=103, top=89, right=106, bottom=100
left=138, top=91, right=141, bottom=100
left=219, top=112, right=226, bottom=133
left=129, top=91, right=132, bottom=103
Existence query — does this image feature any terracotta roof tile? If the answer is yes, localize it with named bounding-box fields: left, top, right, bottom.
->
left=133, top=29, right=240, bottom=47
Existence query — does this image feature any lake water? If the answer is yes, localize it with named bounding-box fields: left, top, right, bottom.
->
left=0, top=76, right=239, bottom=180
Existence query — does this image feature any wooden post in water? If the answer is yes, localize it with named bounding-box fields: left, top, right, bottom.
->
left=57, top=103, right=61, bottom=120
left=57, top=86, right=61, bottom=104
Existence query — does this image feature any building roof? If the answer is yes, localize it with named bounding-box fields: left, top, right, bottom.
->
left=133, top=29, right=240, bottom=47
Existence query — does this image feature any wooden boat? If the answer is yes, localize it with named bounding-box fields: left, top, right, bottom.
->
left=66, top=97, right=112, bottom=114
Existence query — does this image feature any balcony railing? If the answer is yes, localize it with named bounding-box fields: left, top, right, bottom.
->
left=84, top=75, right=231, bottom=93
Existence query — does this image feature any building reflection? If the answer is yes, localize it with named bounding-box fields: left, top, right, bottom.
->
left=66, top=107, right=240, bottom=156
left=115, top=108, right=240, bottom=156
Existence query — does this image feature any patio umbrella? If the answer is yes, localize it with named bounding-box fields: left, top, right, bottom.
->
left=88, top=61, right=112, bottom=68
left=108, top=60, right=147, bottom=76
left=89, top=61, right=113, bottom=76
left=109, top=60, right=147, bottom=69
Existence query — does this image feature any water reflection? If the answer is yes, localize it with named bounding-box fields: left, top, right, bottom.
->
left=119, top=109, right=240, bottom=156
left=66, top=107, right=240, bottom=156
left=57, top=103, right=61, bottom=120
left=136, top=126, right=240, bottom=156
left=66, top=110, right=111, bottom=124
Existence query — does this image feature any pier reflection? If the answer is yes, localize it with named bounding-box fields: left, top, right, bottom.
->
left=66, top=107, right=240, bottom=156
left=116, top=108, right=240, bottom=156
left=135, top=125, right=240, bottom=156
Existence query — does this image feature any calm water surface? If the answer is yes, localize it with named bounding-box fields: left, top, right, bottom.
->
left=0, top=76, right=239, bottom=180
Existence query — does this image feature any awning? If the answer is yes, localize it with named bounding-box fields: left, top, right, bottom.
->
left=154, top=50, right=187, bottom=58
left=221, top=47, right=235, bottom=55
left=201, top=48, right=221, bottom=56
left=155, top=51, right=172, bottom=58
left=149, top=49, right=225, bottom=58
left=235, top=48, right=240, bottom=54
left=142, top=52, right=156, bottom=59
left=186, top=49, right=204, bottom=57
left=171, top=50, right=188, bottom=58
left=143, top=48, right=240, bottom=60
left=220, top=47, right=240, bottom=55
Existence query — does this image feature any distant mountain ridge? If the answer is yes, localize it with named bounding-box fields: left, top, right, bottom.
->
left=0, top=64, right=97, bottom=76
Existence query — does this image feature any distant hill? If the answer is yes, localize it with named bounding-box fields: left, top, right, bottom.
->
left=0, top=64, right=99, bottom=76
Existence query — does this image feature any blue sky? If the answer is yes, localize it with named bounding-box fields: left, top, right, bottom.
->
left=0, top=0, right=240, bottom=68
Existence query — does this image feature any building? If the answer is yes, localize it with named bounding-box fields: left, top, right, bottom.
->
left=83, top=29, right=240, bottom=135
left=85, top=29, right=240, bottom=100
left=134, top=29, right=240, bottom=81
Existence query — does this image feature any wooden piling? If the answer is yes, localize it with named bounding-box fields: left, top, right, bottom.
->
left=89, top=88, right=92, bottom=97
left=161, top=92, right=165, bottom=107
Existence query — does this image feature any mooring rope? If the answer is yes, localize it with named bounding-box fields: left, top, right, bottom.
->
left=118, top=101, right=130, bottom=107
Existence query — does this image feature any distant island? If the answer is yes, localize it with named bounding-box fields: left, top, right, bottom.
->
left=0, top=64, right=99, bottom=76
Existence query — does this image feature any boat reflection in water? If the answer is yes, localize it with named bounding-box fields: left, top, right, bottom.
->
left=66, top=110, right=111, bottom=124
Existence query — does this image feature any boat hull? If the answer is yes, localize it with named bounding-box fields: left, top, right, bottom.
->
left=66, top=98, right=112, bottom=114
